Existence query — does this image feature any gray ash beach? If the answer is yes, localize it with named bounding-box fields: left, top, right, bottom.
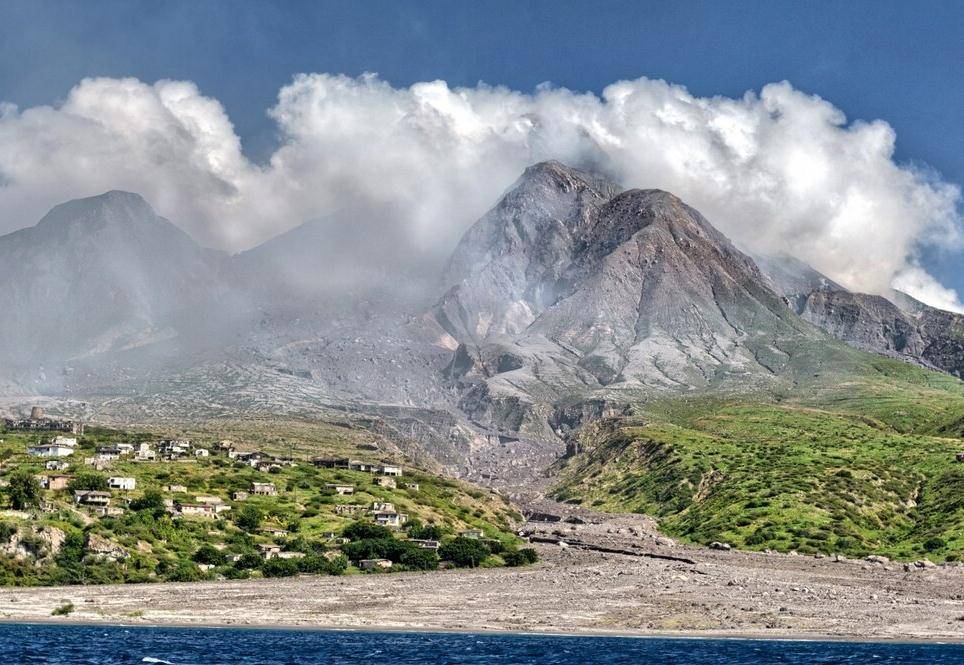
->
left=2, top=512, right=962, bottom=642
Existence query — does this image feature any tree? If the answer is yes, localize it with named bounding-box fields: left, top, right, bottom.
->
left=129, top=489, right=167, bottom=517
left=234, top=552, right=264, bottom=570
left=193, top=544, right=228, bottom=566
left=299, top=553, right=348, bottom=575
left=407, top=519, right=443, bottom=541
left=166, top=560, right=203, bottom=582
left=342, top=520, right=393, bottom=541
left=233, top=505, right=263, bottom=532
left=68, top=472, right=108, bottom=492
left=261, top=557, right=299, bottom=577
left=438, top=537, right=489, bottom=568
left=7, top=470, right=41, bottom=510
left=399, top=548, right=439, bottom=571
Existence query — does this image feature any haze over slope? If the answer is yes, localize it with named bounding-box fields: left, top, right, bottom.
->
left=0, top=162, right=961, bottom=475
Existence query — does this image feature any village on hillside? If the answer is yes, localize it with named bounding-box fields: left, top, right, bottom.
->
left=0, top=408, right=533, bottom=585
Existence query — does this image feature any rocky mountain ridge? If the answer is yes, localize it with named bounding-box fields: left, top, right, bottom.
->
left=1, top=163, right=962, bottom=477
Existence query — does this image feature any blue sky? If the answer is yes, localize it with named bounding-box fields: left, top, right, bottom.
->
left=0, top=0, right=961, bottom=297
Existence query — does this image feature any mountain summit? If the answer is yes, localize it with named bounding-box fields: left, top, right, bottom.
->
left=0, top=190, right=225, bottom=387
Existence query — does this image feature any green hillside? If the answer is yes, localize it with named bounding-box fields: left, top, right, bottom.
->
left=552, top=357, right=964, bottom=561
left=0, top=424, right=527, bottom=586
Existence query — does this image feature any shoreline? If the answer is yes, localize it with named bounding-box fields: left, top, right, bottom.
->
left=1, top=514, right=962, bottom=645
left=4, top=616, right=964, bottom=646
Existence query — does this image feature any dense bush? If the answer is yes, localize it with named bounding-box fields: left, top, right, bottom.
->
left=234, top=552, right=264, bottom=570
left=193, top=544, right=228, bottom=566
left=261, top=557, right=299, bottom=577
left=233, top=505, right=263, bottom=532
left=7, top=471, right=41, bottom=509
left=342, top=521, right=393, bottom=541
left=166, top=560, right=203, bottom=582
left=438, top=537, right=490, bottom=568
left=399, top=548, right=439, bottom=571
left=130, top=489, right=167, bottom=517
left=299, top=553, right=348, bottom=575
left=502, top=548, right=538, bottom=567
left=0, top=521, right=15, bottom=544
left=342, top=537, right=409, bottom=563
left=68, top=472, right=109, bottom=492
left=406, top=519, right=443, bottom=541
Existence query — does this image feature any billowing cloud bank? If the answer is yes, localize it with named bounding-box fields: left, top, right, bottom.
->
left=0, top=74, right=961, bottom=310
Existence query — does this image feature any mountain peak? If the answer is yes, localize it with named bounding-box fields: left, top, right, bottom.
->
left=513, top=160, right=621, bottom=200
left=37, top=190, right=158, bottom=230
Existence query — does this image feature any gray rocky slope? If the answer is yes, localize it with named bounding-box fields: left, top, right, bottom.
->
left=1, top=163, right=962, bottom=475
left=754, top=254, right=964, bottom=379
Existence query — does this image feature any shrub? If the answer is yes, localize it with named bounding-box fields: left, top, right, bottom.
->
left=221, top=566, right=250, bottom=580
left=923, top=537, right=946, bottom=552
left=261, top=557, right=299, bottom=578
left=342, top=537, right=410, bottom=563
left=51, top=602, right=74, bottom=616
left=56, top=531, right=85, bottom=566
left=342, top=521, right=393, bottom=541
left=399, top=548, right=439, bottom=571
left=7, top=471, right=42, bottom=510
left=0, top=521, right=16, bottom=544
left=193, top=544, right=227, bottom=566
left=299, top=553, right=348, bottom=575
left=68, top=472, right=109, bottom=492
left=166, top=561, right=202, bottom=582
left=407, top=520, right=443, bottom=541
left=438, top=537, right=490, bottom=568
left=233, top=505, right=263, bottom=532
left=130, top=490, right=167, bottom=517
left=503, top=548, right=538, bottom=567
left=484, top=538, right=505, bottom=554
left=234, top=552, right=264, bottom=570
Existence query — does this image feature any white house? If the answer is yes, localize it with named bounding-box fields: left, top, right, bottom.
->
left=373, top=511, right=407, bottom=527
left=194, top=448, right=210, bottom=458
left=28, top=442, right=75, bottom=457
left=107, top=476, right=136, bottom=491
left=51, top=436, right=78, bottom=448
left=378, top=465, right=403, bottom=477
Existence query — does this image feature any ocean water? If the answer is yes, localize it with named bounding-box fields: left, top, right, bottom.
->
left=1, top=624, right=963, bottom=664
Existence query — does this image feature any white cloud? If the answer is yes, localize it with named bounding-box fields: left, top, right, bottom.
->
left=0, top=73, right=961, bottom=309
left=893, top=265, right=964, bottom=314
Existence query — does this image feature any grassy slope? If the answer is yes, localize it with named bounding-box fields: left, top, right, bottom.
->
left=553, top=355, right=964, bottom=561
left=0, top=424, right=522, bottom=584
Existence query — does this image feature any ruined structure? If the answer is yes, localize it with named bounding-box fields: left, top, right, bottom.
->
left=4, top=406, right=84, bottom=435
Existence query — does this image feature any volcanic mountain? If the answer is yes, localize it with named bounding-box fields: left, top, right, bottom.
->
left=0, top=191, right=227, bottom=391
left=0, top=162, right=961, bottom=474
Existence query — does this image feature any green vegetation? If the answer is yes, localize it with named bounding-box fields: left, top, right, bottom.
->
left=0, top=423, right=530, bottom=586
left=6, top=470, right=41, bottom=510
left=553, top=365, right=964, bottom=562
left=51, top=602, right=74, bottom=616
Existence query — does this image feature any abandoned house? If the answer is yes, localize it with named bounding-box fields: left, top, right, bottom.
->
left=108, top=477, right=136, bottom=491
left=251, top=482, right=277, bottom=496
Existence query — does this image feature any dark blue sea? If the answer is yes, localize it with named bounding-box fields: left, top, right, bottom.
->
left=1, top=624, right=963, bottom=664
